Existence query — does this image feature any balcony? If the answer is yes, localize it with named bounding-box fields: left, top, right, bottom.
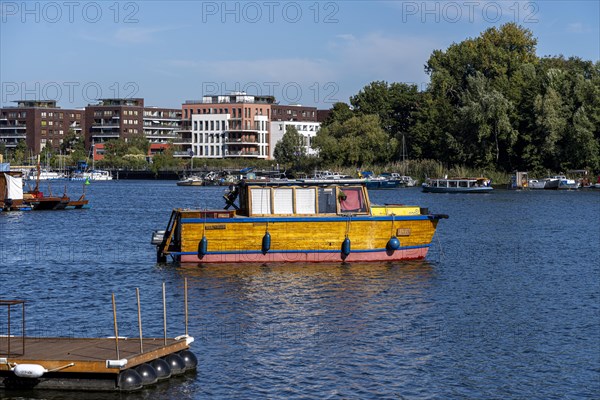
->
left=91, top=133, right=120, bottom=139
left=0, top=132, right=26, bottom=139
left=143, top=116, right=181, bottom=122
left=173, top=149, right=193, bottom=158
left=0, top=124, right=27, bottom=129
left=145, top=133, right=179, bottom=140
left=143, top=125, right=179, bottom=130
left=225, top=150, right=265, bottom=158
left=91, top=124, right=120, bottom=129
left=225, top=139, right=259, bottom=145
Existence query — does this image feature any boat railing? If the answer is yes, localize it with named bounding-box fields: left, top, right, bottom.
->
left=156, top=210, right=179, bottom=261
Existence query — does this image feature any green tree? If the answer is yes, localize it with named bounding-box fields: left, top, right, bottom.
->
left=313, top=114, right=396, bottom=167
left=127, top=134, right=151, bottom=155
left=12, top=140, right=28, bottom=165
left=459, top=72, right=517, bottom=168
left=421, top=23, right=539, bottom=170
left=274, top=126, right=306, bottom=165
left=350, top=81, right=420, bottom=145
left=150, top=142, right=180, bottom=174
left=322, top=102, right=354, bottom=127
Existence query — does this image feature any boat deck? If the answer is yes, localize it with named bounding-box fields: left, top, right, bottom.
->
left=1, top=336, right=189, bottom=374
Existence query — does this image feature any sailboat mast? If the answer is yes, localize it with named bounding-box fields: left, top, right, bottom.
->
left=401, top=134, right=407, bottom=175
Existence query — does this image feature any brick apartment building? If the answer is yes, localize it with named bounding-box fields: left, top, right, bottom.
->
left=0, top=100, right=83, bottom=155
left=84, top=98, right=181, bottom=160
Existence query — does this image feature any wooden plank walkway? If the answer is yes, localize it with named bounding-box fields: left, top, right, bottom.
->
left=1, top=337, right=189, bottom=374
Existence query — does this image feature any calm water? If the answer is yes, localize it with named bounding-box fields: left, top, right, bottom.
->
left=1, top=180, right=599, bottom=399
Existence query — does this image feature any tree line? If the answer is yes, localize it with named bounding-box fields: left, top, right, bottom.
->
left=276, top=23, right=600, bottom=176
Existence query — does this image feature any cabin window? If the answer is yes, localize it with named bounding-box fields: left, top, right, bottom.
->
left=296, top=188, right=316, bottom=214
left=273, top=188, right=294, bottom=214
left=459, top=181, right=468, bottom=188
left=339, top=187, right=367, bottom=213
left=251, top=188, right=271, bottom=215
left=317, top=188, right=336, bottom=214
left=449, top=181, right=457, bottom=188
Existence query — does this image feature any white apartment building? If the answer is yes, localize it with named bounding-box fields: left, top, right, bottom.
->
left=270, top=120, right=321, bottom=159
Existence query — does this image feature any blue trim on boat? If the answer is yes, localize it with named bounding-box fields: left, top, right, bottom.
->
left=181, top=215, right=430, bottom=224
left=171, top=244, right=430, bottom=256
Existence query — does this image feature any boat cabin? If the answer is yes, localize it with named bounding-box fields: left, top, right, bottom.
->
left=232, top=181, right=371, bottom=217
left=426, top=178, right=490, bottom=188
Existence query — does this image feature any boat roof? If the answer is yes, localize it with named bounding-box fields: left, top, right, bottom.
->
left=238, top=179, right=366, bottom=188
left=428, top=177, right=489, bottom=180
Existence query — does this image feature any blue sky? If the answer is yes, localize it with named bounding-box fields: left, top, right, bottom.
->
left=1, top=1, right=598, bottom=109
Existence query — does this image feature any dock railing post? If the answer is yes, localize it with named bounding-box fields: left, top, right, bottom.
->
left=184, top=278, right=189, bottom=337
left=136, top=288, right=143, bottom=354
left=162, top=283, right=167, bottom=346
left=112, top=293, right=120, bottom=360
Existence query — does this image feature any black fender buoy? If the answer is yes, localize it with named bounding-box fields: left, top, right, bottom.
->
left=262, top=231, right=271, bottom=254
left=178, top=350, right=198, bottom=371
left=341, top=237, right=351, bottom=257
left=118, top=369, right=143, bottom=391
left=151, top=358, right=171, bottom=380
left=164, top=353, right=186, bottom=375
left=135, top=363, right=158, bottom=386
left=387, top=236, right=400, bottom=251
left=198, top=236, right=208, bottom=258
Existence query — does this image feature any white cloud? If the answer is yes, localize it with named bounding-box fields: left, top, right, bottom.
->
left=80, top=26, right=185, bottom=45
left=567, top=22, right=585, bottom=34
left=113, top=26, right=174, bottom=44
left=328, top=32, right=436, bottom=87
left=167, top=32, right=435, bottom=86
left=166, top=58, right=336, bottom=86
left=163, top=32, right=439, bottom=104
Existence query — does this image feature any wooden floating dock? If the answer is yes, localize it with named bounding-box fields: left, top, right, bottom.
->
left=0, top=336, right=195, bottom=391
left=1, top=282, right=197, bottom=392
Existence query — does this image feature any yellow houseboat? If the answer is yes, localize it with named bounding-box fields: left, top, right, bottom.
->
left=152, top=180, right=448, bottom=263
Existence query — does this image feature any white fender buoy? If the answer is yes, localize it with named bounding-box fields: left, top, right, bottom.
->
left=13, top=364, right=47, bottom=378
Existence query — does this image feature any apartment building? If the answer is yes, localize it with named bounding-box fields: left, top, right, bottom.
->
left=143, top=107, right=182, bottom=156
left=270, top=104, right=320, bottom=158
left=84, top=98, right=181, bottom=160
left=180, top=93, right=274, bottom=160
left=269, top=120, right=320, bottom=158
left=0, top=100, right=83, bottom=154
left=84, top=98, right=144, bottom=150
left=271, top=104, right=318, bottom=122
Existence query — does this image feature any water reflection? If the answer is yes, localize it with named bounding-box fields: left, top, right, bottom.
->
left=155, top=261, right=439, bottom=397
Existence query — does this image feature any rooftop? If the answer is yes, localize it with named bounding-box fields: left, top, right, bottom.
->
left=185, top=93, right=275, bottom=105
